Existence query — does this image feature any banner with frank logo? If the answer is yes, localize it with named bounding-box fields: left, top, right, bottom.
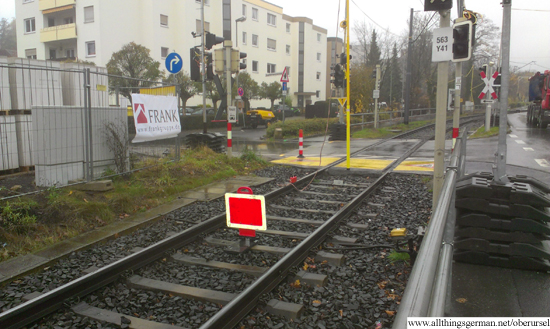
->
left=131, top=94, right=181, bottom=143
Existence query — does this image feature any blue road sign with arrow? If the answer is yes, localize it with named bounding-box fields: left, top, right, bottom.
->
left=165, top=52, right=183, bottom=74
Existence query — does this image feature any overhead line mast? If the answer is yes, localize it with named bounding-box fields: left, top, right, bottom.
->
left=345, top=0, right=351, bottom=169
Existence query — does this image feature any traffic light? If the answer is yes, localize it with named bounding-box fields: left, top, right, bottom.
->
left=479, top=65, right=487, bottom=75
left=493, top=68, right=502, bottom=87
left=333, top=64, right=345, bottom=88
left=340, top=52, right=352, bottom=66
left=424, top=0, right=452, bottom=12
left=190, top=47, right=201, bottom=82
left=205, top=32, right=224, bottom=50
left=231, top=49, right=247, bottom=72
left=205, top=52, right=214, bottom=80
left=452, top=20, right=472, bottom=62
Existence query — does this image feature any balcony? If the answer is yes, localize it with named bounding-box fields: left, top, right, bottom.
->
left=40, top=23, right=77, bottom=43
left=39, top=0, right=75, bottom=12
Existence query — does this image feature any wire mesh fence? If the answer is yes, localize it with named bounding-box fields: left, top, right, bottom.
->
left=0, top=59, right=180, bottom=190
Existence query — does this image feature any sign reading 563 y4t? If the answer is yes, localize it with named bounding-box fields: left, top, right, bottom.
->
left=432, top=27, right=453, bottom=62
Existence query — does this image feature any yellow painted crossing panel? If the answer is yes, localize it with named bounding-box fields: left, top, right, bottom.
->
left=271, top=157, right=340, bottom=167
left=394, top=160, right=434, bottom=172
left=335, top=158, right=394, bottom=170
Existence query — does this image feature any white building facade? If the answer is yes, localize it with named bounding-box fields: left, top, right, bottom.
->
left=15, top=0, right=327, bottom=109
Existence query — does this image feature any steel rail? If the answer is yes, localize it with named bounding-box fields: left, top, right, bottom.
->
left=200, top=172, right=389, bottom=329
left=199, top=118, right=457, bottom=328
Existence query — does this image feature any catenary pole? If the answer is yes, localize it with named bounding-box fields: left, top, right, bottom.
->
left=453, top=1, right=464, bottom=150
left=433, top=10, right=450, bottom=210
left=494, top=0, right=512, bottom=183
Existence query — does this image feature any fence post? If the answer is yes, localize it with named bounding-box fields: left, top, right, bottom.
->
left=82, top=69, right=90, bottom=182
left=175, top=85, right=181, bottom=161
left=86, top=68, right=93, bottom=181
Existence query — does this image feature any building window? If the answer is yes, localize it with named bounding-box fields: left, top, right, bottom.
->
left=24, top=18, right=35, bottom=33
left=84, top=6, right=94, bottom=23
left=66, top=49, right=75, bottom=58
left=267, top=38, right=276, bottom=51
left=317, top=52, right=321, bottom=61
left=252, top=60, right=258, bottom=72
left=286, top=45, right=290, bottom=55
left=161, top=47, right=169, bottom=58
left=48, top=17, right=55, bottom=27
left=286, top=23, right=290, bottom=33
left=64, top=17, right=74, bottom=25
left=242, top=58, right=247, bottom=70
left=25, top=48, right=37, bottom=59
left=316, top=72, right=321, bottom=80
left=160, top=14, right=168, bottom=27
left=267, top=63, right=276, bottom=74
left=285, top=66, right=290, bottom=76
left=86, top=41, right=96, bottom=57
left=242, top=4, right=246, bottom=17
left=317, top=33, right=321, bottom=42
left=316, top=90, right=320, bottom=98
left=267, top=13, right=276, bottom=26
left=252, top=34, right=258, bottom=47
left=252, top=8, right=258, bottom=21
left=242, top=32, right=247, bottom=45
left=196, top=20, right=210, bottom=33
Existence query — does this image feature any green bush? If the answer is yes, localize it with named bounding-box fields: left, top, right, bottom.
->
left=180, top=115, right=228, bottom=130
left=1, top=202, right=37, bottom=234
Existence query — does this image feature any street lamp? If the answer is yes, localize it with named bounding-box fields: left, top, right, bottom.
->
left=235, top=16, right=246, bottom=126
left=235, top=16, right=246, bottom=47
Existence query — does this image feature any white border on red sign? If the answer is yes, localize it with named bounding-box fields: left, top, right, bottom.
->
left=225, top=193, right=267, bottom=231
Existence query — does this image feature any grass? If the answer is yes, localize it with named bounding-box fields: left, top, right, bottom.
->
left=469, top=126, right=500, bottom=139
left=388, top=250, right=411, bottom=264
left=0, top=147, right=271, bottom=261
left=352, top=120, right=432, bottom=139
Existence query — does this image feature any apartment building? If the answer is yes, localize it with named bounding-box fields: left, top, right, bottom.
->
left=15, top=0, right=327, bottom=108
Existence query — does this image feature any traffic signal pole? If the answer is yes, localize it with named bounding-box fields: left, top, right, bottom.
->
left=225, top=40, right=233, bottom=157
left=201, top=0, right=207, bottom=133
left=374, top=64, right=381, bottom=129
left=345, top=0, right=351, bottom=169
left=433, top=10, right=450, bottom=210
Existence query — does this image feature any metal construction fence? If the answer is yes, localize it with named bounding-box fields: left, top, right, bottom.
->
left=0, top=58, right=179, bottom=188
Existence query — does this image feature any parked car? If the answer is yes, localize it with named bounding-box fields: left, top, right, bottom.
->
left=245, top=108, right=276, bottom=128
left=273, top=104, right=298, bottom=118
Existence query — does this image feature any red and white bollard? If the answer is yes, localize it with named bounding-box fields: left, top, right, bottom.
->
left=227, top=122, right=232, bottom=157
left=297, top=129, right=304, bottom=159
left=452, top=127, right=459, bottom=152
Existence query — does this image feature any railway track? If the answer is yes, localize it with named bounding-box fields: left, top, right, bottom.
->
left=0, top=117, right=483, bottom=329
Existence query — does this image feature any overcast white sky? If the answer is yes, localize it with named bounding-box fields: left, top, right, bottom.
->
left=1, top=0, right=548, bottom=71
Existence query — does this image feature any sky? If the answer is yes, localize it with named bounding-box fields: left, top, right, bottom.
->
left=1, top=0, right=548, bottom=71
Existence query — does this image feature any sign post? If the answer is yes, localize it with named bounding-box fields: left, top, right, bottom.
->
left=280, top=68, right=289, bottom=123
left=225, top=187, right=266, bottom=253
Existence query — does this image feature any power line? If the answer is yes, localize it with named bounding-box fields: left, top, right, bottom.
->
left=512, top=8, right=550, bottom=12
left=350, top=0, right=401, bottom=37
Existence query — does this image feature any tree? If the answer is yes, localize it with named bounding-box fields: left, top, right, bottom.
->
left=349, top=64, right=375, bottom=112
left=0, top=18, right=16, bottom=52
left=165, top=71, right=200, bottom=108
left=106, top=42, right=164, bottom=102
left=205, top=80, right=222, bottom=109
left=366, top=30, right=381, bottom=67
left=380, top=43, right=402, bottom=106
left=259, top=81, right=282, bottom=109
left=236, top=72, right=260, bottom=111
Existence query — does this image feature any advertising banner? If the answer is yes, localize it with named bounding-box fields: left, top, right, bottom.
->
left=131, top=94, right=180, bottom=143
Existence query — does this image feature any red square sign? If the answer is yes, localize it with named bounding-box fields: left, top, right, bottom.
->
left=225, top=193, right=266, bottom=231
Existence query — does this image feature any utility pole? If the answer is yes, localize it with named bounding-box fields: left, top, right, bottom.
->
left=374, top=64, right=381, bottom=129
left=494, top=0, right=512, bottom=184
left=404, top=8, right=413, bottom=125
left=433, top=10, right=450, bottom=210
left=201, top=0, right=207, bottom=133
left=225, top=40, right=233, bottom=157
left=345, top=0, right=351, bottom=169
